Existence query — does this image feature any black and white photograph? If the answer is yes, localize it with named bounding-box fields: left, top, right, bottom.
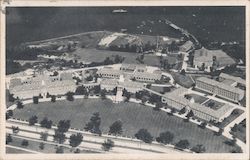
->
left=1, top=1, right=249, bottom=159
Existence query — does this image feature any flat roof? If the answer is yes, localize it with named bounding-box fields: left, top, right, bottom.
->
left=220, top=73, right=246, bottom=85
left=196, top=77, right=244, bottom=95
left=163, top=87, right=234, bottom=119
left=194, top=48, right=235, bottom=67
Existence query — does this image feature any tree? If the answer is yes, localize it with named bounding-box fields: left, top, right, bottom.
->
left=230, top=146, right=243, bottom=153
left=156, top=131, right=174, bottom=145
left=180, top=69, right=186, bottom=75
left=199, top=121, right=207, bottom=129
left=102, top=139, right=114, bottom=152
left=51, top=95, right=56, bottom=102
left=109, top=120, right=123, bottom=135
left=175, top=139, right=190, bottom=150
left=186, top=110, right=194, bottom=118
left=8, top=93, right=16, bottom=102
left=66, top=92, right=74, bottom=101
left=69, top=133, right=83, bottom=148
left=86, top=75, right=93, bottom=81
left=56, top=146, right=64, bottom=153
left=6, top=110, right=13, bottom=120
left=135, top=129, right=153, bottom=143
left=12, top=126, right=19, bottom=134
left=201, top=63, right=205, bottom=71
left=122, top=89, right=131, bottom=102
left=53, top=130, right=66, bottom=144
left=6, top=134, right=12, bottom=144
left=74, top=148, right=81, bottom=153
left=33, top=96, right=39, bottom=104
left=39, top=142, right=45, bottom=150
left=93, top=85, right=101, bottom=94
left=100, top=89, right=107, bottom=99
left=40, top=117, right=53, bottom=129
left=141, top=97, right=147, bottom=105
left=16, top=101, right=24, bottom=109
left=21, top=140, right=29, bottom=147
left=29, top=115, right=38, bottom=126
left=154, top=102, right=163, bottom=111
left=40, top=132, right=48, bottom=141
left=179, top=107, right=186, bottom=114
left=57, top=120, right=71, bottom=133
left=191, top=144, right=206, bottom=153
left=75, top=86, right=88, bottom=95
left=84, top=112, right=101, bottom=135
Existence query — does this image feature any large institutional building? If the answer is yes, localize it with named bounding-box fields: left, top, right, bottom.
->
left=161, top=87, right=234, bottom=123
left=195, top=75, right=245, bottom=102
left=193, top=48, right=236, bottom=71
left=9, top=73, right=76, bottom=99
left=97, top=64, right=162, bottom=83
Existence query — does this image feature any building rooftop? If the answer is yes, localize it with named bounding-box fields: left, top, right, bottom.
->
left=220, top=73, right=246, bottom=85
left=196, top=77, right=244, bottom=95
left=194, top=48, right=235, bottom=67
left=97, top=68, right=123, bottom=75
left=133, top=71, right=162, bottom=79
left=163, top=87, right=234, bottom=119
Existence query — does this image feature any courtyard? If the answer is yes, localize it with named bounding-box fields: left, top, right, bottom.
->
left=11, top=98, right=238, bottom=153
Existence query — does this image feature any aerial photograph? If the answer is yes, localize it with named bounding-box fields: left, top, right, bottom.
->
left=5, top=6, right=246, bottom=154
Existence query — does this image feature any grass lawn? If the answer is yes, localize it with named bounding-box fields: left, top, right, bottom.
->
left=171, top=72, right=194, bottom=88
left=7, top=136, right=72, bottom=154
left=203, top=99, right=225, bottom=110
left=185, top=93, right=208, bottom=104
left=217, top=109, right=244, bottom=129
left=6, top=147, right=32, bottom=154
left=7, top=136, right=96, bottom=154
left=231, top=119, right=246, bottom=143
left=13, top=99, right=237, bottom=153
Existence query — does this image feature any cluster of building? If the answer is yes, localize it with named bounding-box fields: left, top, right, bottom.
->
left=196, top=73, right=245, bottom=102
left=161, top=87, right=234, bottom=123
left=97, top=64, right=162, bottom=83
left=193, top=47, right=236, bottom=71
left=8, top=72, right=76, bottom=99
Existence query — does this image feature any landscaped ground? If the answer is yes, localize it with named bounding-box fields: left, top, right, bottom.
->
left=7, top=136, right=96, bottom=154
left=217, top=109, right=245, bottom=128
left=203, top=99, right=224, bottom=110
left=6, top=147, right=32, bottom=154
left=185, top=93, right=208, bottom=104
left=12, top=98, right=238, bottom=153
left=171, top=72, right=194, bottom=88
left=231, top=119, right=246, bottom=143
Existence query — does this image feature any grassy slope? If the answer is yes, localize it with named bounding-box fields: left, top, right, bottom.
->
left=13, top=99, right=237, bottom=153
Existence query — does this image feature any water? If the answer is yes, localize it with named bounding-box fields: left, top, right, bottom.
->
left=6, top=7, right=245, bottom=47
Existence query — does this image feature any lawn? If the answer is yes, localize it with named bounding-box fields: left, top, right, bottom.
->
left=12, top=99, right=238, bottom=153
left=6, top=147, right=32, bottom=154
left=231, top=119, right=246, bottom=143
left=171, top=72, right=194, bottom=88
left=7, top=136, right=72, bottom=154
left=217, top=109, right=245, bottom=129
left=203, top=99, right=225, bottom=110
left=185, top=93, right=208, bottom=104
left=7, top=136, right=96, bottom=154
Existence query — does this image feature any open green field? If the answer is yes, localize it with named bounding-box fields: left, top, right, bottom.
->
left=6, top=147, right=32, bottom=154
left=203, top=99, right=224, bottom=110
left=13, top=98, right=237, bottom=153
left=71, top=48, right=162, bottom=67
left=185, top=93, right=208, bottom=104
